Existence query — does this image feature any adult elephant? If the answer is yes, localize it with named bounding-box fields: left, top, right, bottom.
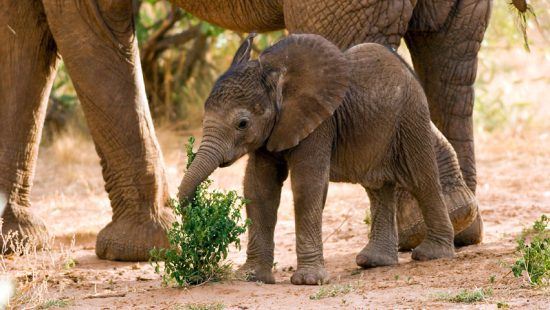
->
left=0, top=0, right=493, bottom=261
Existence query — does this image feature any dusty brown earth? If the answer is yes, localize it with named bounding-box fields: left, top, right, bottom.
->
left=2, top=17, right=550, bottom=309
left=1, top=125, right=548, bottom=309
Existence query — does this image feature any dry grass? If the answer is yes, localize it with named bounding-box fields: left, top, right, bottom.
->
left=1, top=1, right=548, bottom=307
left=0, top=231, right=77, bottom=309
left=34, top=130, right=109, bottom=240
left=47, top=131, right=89, bottom=166
left=4, top=121, right=549, bottom=308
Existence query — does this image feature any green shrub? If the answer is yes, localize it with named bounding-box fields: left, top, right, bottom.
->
left=511, top=215, right=550, bottom=286
left=151, top=137, right=250, bottom=286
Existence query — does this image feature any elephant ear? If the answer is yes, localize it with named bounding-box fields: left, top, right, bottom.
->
left=259, top=34, right=350, bottom=152
left=231, top=33, right=257, bottom=67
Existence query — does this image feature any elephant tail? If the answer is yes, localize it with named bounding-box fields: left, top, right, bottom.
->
left=508, top=0, right=548, bottom=52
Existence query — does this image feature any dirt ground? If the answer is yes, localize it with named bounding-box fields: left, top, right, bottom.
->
left=2, top=22, right=550, bottom=310
left=0, top=124, right=548, bottom=309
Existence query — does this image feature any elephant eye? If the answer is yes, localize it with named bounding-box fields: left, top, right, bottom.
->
left=237, top=118, right=249, bottom=130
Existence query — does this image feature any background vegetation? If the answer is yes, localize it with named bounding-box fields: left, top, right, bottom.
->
left=3, top=3, right=548, bottom=308
left=43, top=0, right=549, bottom=143
left=45, top=0, right=284, bottom=138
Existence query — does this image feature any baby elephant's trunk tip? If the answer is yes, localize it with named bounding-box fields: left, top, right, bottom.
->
left=177, top=145, right=223, bottom=203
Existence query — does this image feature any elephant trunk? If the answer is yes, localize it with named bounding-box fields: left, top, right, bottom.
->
left=177, top=134, right=227, bottom=202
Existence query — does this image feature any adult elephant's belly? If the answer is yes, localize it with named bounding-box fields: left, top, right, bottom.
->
left=172, top=0, right=285, bottom=32
left=283, top=0, right=414, bottom=49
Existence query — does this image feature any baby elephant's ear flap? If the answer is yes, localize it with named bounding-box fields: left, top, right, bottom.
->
left=259, top=34, right=350, bottom=152
left=231, top=33, right=257, bottom=67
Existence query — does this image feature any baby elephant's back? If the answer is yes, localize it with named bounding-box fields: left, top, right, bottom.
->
left=341, top=43, right=429, bottom=139
left=344, top=43, right=422, bottom=114
left=331, top=43, right=429, bottom=178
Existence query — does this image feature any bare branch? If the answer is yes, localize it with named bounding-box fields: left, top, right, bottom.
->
left=154, top=26, right=201, bottom=52
left=140, top=5, right=183, bottom=62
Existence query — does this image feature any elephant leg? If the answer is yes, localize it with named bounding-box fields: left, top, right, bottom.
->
left=356, top=183, right=398, bottom=268
left=396, top=189, right=424, bottom=251
left=42, top=0, right=173, bottom=261
left=398, top=125, right=479, bottom=250
left=398, top=118, right=455, bottom=261
left=409, top=177, right=455, bottom=262
left=0, top=1, right=58, bottom=252
left=286, top=133, right=332, bottom=286
left=239, top=150, right=287, bottom=284
left=397, top=176, right=479, bottom=252
left=404, top=0, right=491, bottom=246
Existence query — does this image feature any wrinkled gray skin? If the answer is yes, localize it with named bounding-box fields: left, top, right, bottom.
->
left=178, top=34, right=479, bottom=285
left=1, top=0, right=491, bottom=260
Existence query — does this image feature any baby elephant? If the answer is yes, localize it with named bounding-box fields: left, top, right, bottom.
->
left=178, top=34, right=478, bottom=285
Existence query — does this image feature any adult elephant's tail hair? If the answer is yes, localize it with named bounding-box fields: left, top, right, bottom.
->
left=509, top=0, right=547, bottom=51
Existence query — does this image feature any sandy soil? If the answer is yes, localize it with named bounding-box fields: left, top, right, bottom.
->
left=1, top=125, right=548, bottom=309
left=2, top=16, right=550, bottom=309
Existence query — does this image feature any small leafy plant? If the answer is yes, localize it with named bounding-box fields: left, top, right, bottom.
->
left=436, top=288, right=492, bottom=303
left=178, top=302, right=225, bottom=310
left=151, top=137, right=250, bottom=286
left=39, top=299, right=70, bottom=309
left=309, top=283, right=355, bottom=300
left=511, top=215, right=549, bottom=286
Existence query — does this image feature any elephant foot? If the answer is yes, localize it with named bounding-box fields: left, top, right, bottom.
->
left=237, top=260, right=275, bottom=284
left=446, top=186, right=478, bottom=233
left=396, top=189, right=425, bottom=251
left=290, top=266, right=329, bottom=285
left=95, top=210, right=173, bottom=261
left=356, top=245, right=398, bottom=268
left=397, top=184, right=480, bottom=251
left=1, top=207, right=49, bottom=254
left=454, top=213, right=483, bottom=247
left=411, top=238, right=454, bottom=261
left=398, top=230, right=425, bottom=252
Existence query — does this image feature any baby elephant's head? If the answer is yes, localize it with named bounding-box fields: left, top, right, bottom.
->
left=178, top=34, right=350, bottom=200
